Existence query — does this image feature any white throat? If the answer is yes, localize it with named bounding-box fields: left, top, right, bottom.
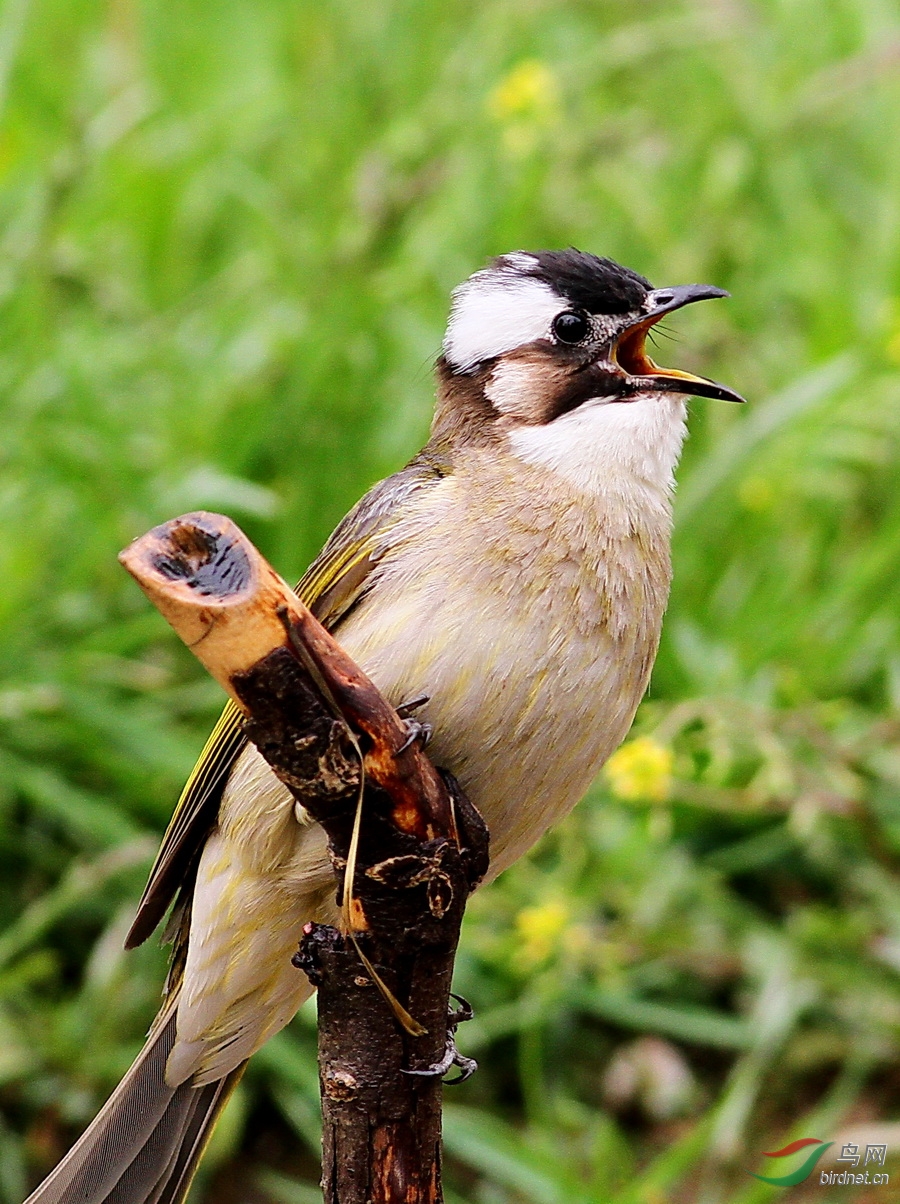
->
left=507, top=394, right=688, bottom=500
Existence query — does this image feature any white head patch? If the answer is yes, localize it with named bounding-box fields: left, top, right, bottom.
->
left=443, top=254, right=565, bottom=372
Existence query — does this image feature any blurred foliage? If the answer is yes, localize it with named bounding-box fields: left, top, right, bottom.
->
left=1, top=0, right=900, bottom=1200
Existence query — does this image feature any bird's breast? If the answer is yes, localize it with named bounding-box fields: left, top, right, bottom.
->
left=335, top=454, right=673, bottom=875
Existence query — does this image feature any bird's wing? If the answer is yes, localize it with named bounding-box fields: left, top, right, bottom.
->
left=125, top=455, right=447, bottom=949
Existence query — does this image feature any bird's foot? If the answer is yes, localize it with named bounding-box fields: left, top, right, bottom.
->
left=395, top=693, right=433, bottom=754
left=397, top=717, right=433, bottom=756
left=402, top=1036, right=477, bottom=1085
left=397, top=718, right=433, bottom=754
left=402, top=993, right=477, bottom=1084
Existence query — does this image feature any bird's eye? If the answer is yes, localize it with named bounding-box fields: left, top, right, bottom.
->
left=552, top=310, right=590, bottom=344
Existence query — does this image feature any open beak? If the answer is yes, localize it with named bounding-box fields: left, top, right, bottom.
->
left=611, top=284, right=745, bottom=403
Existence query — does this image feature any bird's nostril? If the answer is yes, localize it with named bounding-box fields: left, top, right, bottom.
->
left=654, top=292, right=674, bottom=306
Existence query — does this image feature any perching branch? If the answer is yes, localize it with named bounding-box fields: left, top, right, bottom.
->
left=120, top=511, right=489, bottom=1204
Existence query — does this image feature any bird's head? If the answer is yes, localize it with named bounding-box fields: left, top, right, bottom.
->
left=433, top=250, right=742, bottom=489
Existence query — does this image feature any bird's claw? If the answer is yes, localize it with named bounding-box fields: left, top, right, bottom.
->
left=401, top=1037, right=478, bottom=1084
left=401, top=992, right=476, bottom=1084
left=443, top=1048, right=478, bottom=1085
left=396, top=692, right=430, bottom=719
left=403, top=1042, right=456, bottom=1080
left=447, top=991, right=473, bottom=1025
left=396, top=717, right=433, bottom=754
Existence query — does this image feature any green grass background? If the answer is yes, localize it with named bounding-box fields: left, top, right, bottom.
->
left=2, top=0, right=900, bottom=1200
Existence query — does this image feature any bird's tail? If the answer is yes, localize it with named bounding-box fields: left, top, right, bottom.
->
left=25, top=1000, right=245, bottom=1204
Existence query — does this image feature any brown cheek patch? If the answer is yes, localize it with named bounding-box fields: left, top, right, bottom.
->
left=485, top=349, right=570, bottom=423
left=486, top=348, right=623, bottom=424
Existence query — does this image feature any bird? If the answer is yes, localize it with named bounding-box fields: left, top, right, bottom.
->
left=26, top=249, right=743, bottom=1204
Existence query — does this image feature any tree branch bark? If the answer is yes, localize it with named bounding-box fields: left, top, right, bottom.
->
left=119, top=511, right=489, bottom=1204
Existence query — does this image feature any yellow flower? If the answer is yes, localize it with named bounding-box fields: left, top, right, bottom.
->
left=605, top=737, right=673, bottom=803
left=488, top=60, right=559, bottom=124
left=515, top=899, right=569, bottom=965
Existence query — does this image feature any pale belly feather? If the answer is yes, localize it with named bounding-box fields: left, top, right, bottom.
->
left=334, top=563, right=658, bottom=877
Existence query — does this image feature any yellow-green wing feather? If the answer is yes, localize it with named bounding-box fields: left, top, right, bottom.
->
left=125, top=457, right=445, bottom=949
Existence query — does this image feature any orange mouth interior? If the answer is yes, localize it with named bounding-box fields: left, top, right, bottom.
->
left=613, top=322, right=657, bottom=376
left=612, top=319, right=709, bottom=386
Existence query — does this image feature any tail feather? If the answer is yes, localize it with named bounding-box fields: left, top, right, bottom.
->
left=143, top=1072, right=241, bottom=1204
left=26, top=1004, right=245, bottom=1204
left=99, top=1084, right=195, bottom=1204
